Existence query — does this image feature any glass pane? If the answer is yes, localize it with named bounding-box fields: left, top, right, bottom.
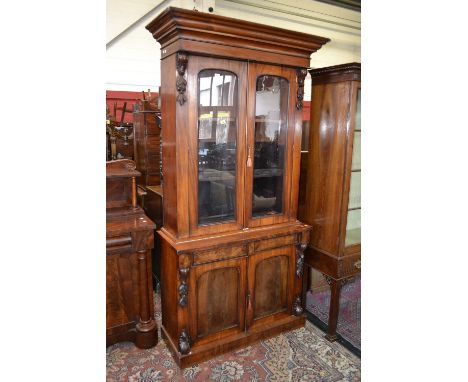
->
left=346, top=88, right=361, bottom=246
left=348, top=172, right=361, bottom=210
left=345, top=209, right=361, bottom=246
left=198, top=70, right=238, bottom=225
left=252, top=75, right=289, bottom=217
left=351, top=131, right=360, bottom=170
left=355, top=88, right=361, bottom=131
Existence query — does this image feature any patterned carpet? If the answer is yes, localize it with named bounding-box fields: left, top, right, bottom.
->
left=305, top=275, right=361, bottom=350
left=107, top=293, right=360, bottom=381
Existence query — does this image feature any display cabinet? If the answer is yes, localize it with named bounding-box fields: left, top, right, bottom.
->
left=298, top=63, right=361, bottom=341
left=133, top=93, right=163, bottom=288
left=133, top=93, right=162, bottom=188
left=146, top=7, right=328, bottom=367
left=106, top=159, right=158, bottom=349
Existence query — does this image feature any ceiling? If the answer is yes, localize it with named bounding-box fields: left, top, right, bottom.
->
left=314, top=0, right=360, bottom=12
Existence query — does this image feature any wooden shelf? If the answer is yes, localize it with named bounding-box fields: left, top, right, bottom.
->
left=253, top=168, right=284, bottom=178
left=255, top=118, right=285, bottom=123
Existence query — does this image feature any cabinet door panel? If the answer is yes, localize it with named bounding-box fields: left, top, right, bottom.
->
left=106, top=252, right=138, bottom=329
left=245, top=63, right=297, bottom=227
left=197, top=267, right=239, bottom=337
left=188, top=257, right=247, bottom=345
left=187, top=56, right=247, bottom=236
left=253, top=255, right=288, bottom=319
left=247, top=246, right=295, bottom=328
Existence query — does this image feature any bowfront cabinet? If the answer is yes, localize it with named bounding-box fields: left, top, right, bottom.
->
left=146, top=7, right=328, bottom=367
left=298, top=63, right=361, bottom=342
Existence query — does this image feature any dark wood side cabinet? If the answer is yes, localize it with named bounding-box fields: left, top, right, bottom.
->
left=298, top=63, right=361, bottom=341
left=146, top=7, right=328, bottom=367
left=143, top=185, right=163, bottom=288
left=133, top=97, right=162, bottom=189
left=133, top=95, right=164, bottom=288
left=106, top=159, right=158, bottom=349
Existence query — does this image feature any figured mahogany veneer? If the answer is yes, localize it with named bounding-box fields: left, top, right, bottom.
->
left=298, top=63, right=361, bottom=341
left=145, top=8, right=327, bottom=367
left=106, top=160, right=158, bottom=349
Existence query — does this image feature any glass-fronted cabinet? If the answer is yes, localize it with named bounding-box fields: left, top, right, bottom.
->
left=299, top=63, right=361, bottom=344
left=148, top=6, right=328, bottom=367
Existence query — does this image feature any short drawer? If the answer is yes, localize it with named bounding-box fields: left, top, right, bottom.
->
left=339, top=254, right=361, bottom=277
left=254, top=235, right=295, bottom=252
left=106, top=234, right=132, bottom=254
left=193, top=245, right=247, bottom=265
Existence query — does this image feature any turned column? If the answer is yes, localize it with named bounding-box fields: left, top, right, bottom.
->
left=135, top=249, right=158, bottom=348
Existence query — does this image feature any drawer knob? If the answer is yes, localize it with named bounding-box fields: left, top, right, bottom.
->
left=354, top=260, right=361, bottom=269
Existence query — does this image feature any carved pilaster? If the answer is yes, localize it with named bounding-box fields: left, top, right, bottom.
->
left=136, top=250, right=152, bottom=326
left=134, top=249, right=157, bottom=348
left=176, top=52, right=188, bottom=105
left=178, top=267, right=189, bottom=307
left=296, top=68, right=307, bottom=110
left=295, top=242, right=307, bottom=278
left=179, top=328, right=191, bottom=354
left=293, top=295, right=303, bottom=316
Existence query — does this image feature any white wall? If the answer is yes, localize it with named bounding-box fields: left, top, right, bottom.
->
left=106, top=0, right=361, bottom=97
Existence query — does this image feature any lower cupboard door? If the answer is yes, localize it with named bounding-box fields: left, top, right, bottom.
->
left=247, top=246, right=295, bottom=328
left=188, top=257, right=247, bottom=346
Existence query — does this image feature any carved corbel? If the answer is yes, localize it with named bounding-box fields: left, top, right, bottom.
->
left=295, top=242, right=307, bottom=278
left=296, top=68, right=307, bottom=110
left=179, top=328, right=191, bottom=354
left=178, top=267, right=189, bottom=307
left=340, top=276, right=355, bottom=287
left=323, top=274, right=333, bottom=286
left=293, top=295, right=303, bottom=316
left=322, top=274, right=355, bottom=287
left=176, top=52, right=188, bottom=105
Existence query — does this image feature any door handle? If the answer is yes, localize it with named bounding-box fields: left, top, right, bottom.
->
left=246, top=145, right=253, bottom=167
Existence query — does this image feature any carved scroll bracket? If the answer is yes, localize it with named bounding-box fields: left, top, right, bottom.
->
left=179, top=328, right=191, bottom=354
left=295, top=242, right=307, bottom=278
left=323, top=274, right=355, bottom=287
left=178, top=267, right=189, bottom=307
left=176, top=52, right=188, bottom=105
left=293, top=295, right=303, bottom=316
left=296, top=68, right=307, bottom=110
